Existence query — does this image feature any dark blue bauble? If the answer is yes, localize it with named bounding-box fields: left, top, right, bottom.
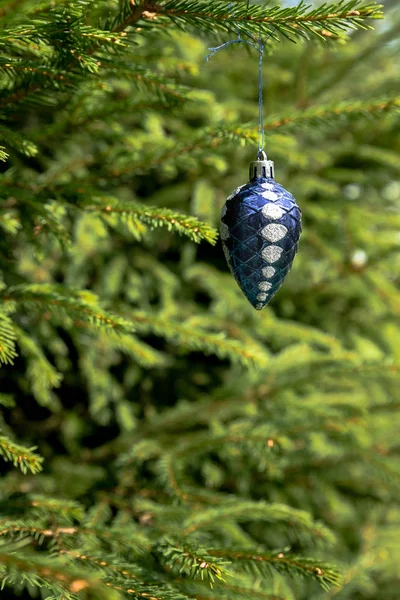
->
left=220, top=177, right=302, bottom=310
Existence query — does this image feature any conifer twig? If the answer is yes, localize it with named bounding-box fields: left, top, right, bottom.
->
left=130, top=311, right=269, bottom=368
left=209, top=549, right=342, bottom=591
left=0, top=552, right=106, bottom=597
left=84, top=198, right=218, bottom=245
left=209, top=97, right=400, bottom=146
left=0, top=436, right=43, bottom=474
left=113, top=0, right=148, bottom=33
left=0, top=311, right=17, bottom=364
left=142, top=1, right=383, bottom=40
left=2, top=285, right=137, bottom=336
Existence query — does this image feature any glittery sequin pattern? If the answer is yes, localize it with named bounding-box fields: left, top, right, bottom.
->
left=220, top=178, right=302, bottom=310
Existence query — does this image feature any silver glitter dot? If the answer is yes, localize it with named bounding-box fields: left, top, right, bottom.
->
left=262, top=245, right=283, bottom=263
left=259, top=281, right=272, bottom=292
left=261, top=190, right=278, bottom=201
left=220, top=204, right=227, bottom=218
left=261, top=224, right=288, bottom=243
left=220, top=222, right=230, bottom=241
left=255, top=303, right=264, bottom=310
left=257, top=293, right=267, bottom=301
left=262, top=266, right=276, bottom=279
left=261, top=182, right=275, bottom=190
left=262, top=204, right=285, bottom=220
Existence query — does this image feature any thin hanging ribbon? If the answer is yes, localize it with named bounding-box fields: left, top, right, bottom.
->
left=206, top=5, right=268, bottom=156
left=257, top=40, right=265, bottom=156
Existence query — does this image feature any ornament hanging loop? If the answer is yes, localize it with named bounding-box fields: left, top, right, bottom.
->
left=249, top=149, right=274, bottom=180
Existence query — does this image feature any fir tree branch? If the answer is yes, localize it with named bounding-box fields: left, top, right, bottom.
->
left=106, top=95, right=399, bottom=177
left=0, top=435, right=43, bottom=474
left=158, top=453, right=190, bottom=501
left=98, top=331, right=168, bottom=368
left=129, top=311, right=269, bottom=368
left=0, top=59, right=68, bottom=84
left=0, top=544, right=188, bottom=599
left=15, top=326, right=63, bottom=407
left=157, top=537, right=230, bottom=586
left=0, top=522, right=150, bottom=552
left=2, top=284, right=137, bottom=336
left=113, top=0, right=149, bottom=33
left=210, top=97, right=400, bottom=146
left=183, top=502, right=334, bottom=543
left=0, top=311, right=17, bottom=365
left=0, top=5, right=139, bottom=110
left=141, top=1, right=383, bottom=40
left=190, top=581, right=286, bottom=600
left=0, top=123, right=38, bottom=157
left=83, top=197, right=218, bottom=245
left=0, top=551, right=113, bottom=599
left=29, top=496, right=84, bottom=521
left=0, top=523, right=79, bottom=542
left=0, top=146, right=8, bottom=161
left=61, top=550, right=191, bottom=600
left=209, top=549, right=342, bottom=591
left=108, top=65, right=195, bottom=104
left=264, top=97, right=400, bottom=130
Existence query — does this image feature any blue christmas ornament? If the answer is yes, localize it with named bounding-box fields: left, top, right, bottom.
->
left=220, top=151, right=301, bottom=310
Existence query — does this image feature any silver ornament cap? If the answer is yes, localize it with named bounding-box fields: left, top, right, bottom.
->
left=249, top=150, right=274, bottom=180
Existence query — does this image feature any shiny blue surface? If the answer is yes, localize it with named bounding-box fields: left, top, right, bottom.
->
left=220, top=177, right=302, bottom=309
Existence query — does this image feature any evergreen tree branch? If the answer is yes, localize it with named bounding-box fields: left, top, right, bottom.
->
left=0, top=435, right=43, bottom=474
left=157, top=453, right=191, bottom=501
left=209, top=549, right=342, bottom=591
left=97, top=331, right=168, bottom=369
left=28, top=496, right=84, bottom=521
left=15, top=326, right=63, bottom=407
left=106, top=96, right=399, bottom=178
left=83, top=197, right=218, bottom=245
left=0, top=146, right=8, bottom=161
left=141, top=1, right=383, bottom=40
left=264, top=97, right=400, bottom=131
left=2, top=285, right=137, bottom=336
left=188, top=580, right=287, bottom=600
left=183, top=502, right=334, bottom=543
left=0, top=522, right=151, bottom=552
left=129, top=311, right=269, bottom=368
left=0, top=123, right=38, bottom=157
left=0, top=551, right=114, bottom=600
left=211, top=97, right=400, bottom=146
left=113, top=0, right=150, bottom=33
left=0, top=5, right=139, bottom=110
left=0, top=311, right=17, bottom=365
left=60, top=550, right=191, bottom=600
left=157, top=537, right=230, bottom=586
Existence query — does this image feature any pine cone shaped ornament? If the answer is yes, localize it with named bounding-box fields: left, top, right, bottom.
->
left=220, top=151, right=302, bottom=310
